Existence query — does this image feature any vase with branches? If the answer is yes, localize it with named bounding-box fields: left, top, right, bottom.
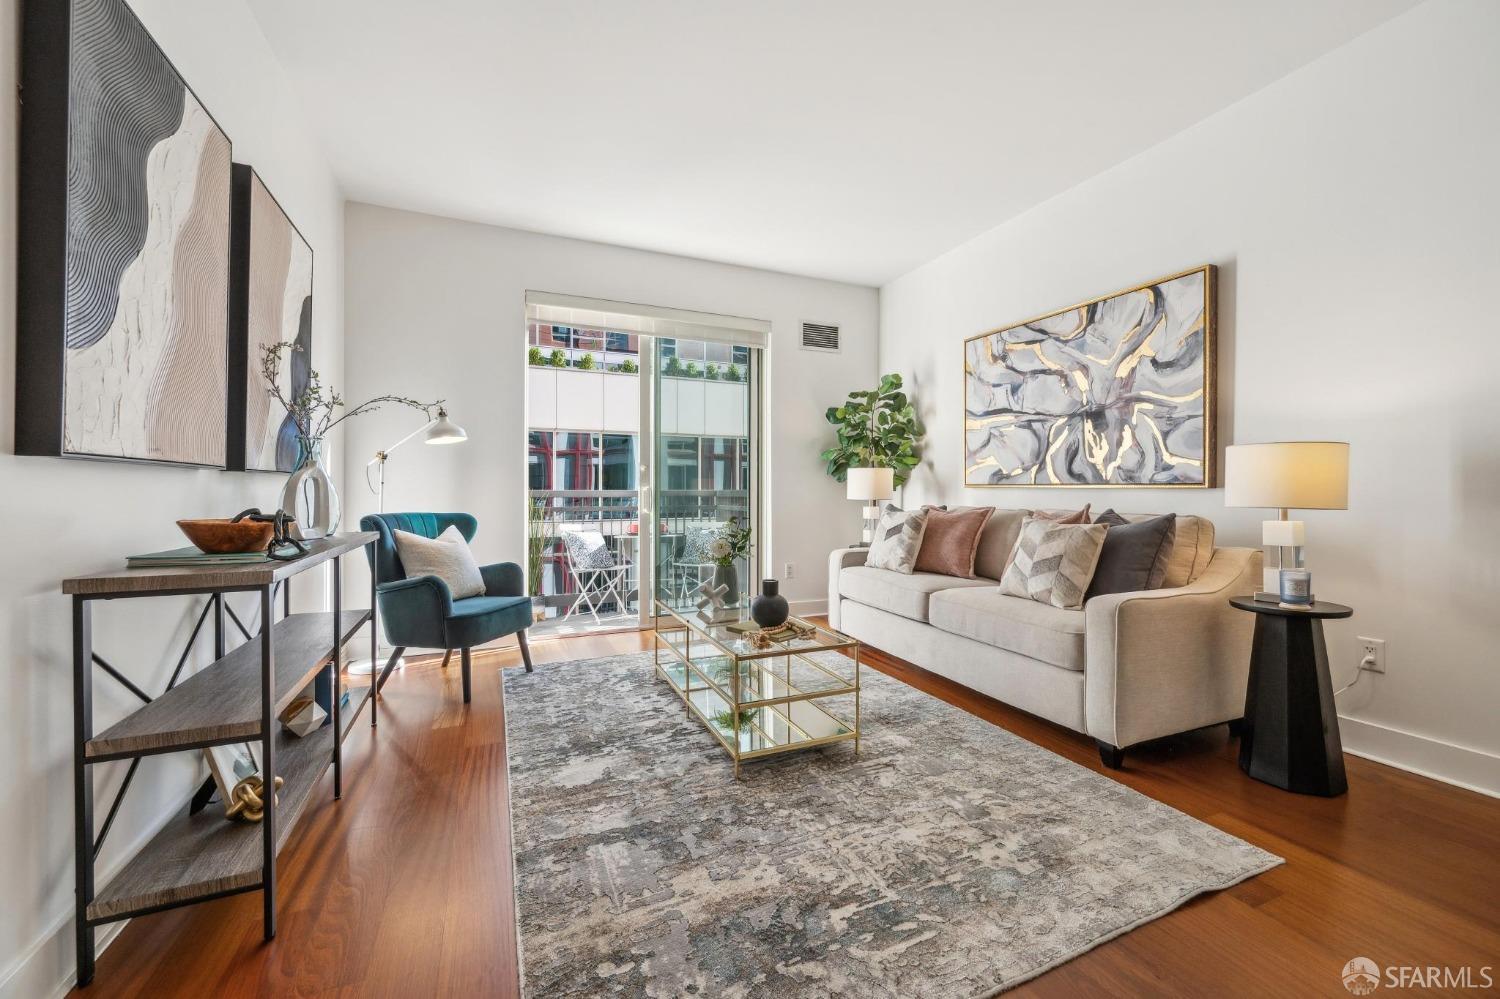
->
left=261, top=342, right=441, bottom=538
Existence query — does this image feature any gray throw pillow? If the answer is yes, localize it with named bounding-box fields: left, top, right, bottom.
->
left=999, top=517, right=1108, bottom=609
left=1088, top=510, right=1177, bottom=597
left=393, top=525, right=486, bottom=599
left=864, top=504, right=929, bottom=574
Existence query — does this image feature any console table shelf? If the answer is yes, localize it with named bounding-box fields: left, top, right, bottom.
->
left=64, top=532, right=384, bottom=989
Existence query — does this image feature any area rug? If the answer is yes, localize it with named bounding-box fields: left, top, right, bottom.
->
left=503, top=651, right=1280, bottom=998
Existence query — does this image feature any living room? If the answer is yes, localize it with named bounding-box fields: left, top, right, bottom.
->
left=1, top=1, right=1496, bottom=997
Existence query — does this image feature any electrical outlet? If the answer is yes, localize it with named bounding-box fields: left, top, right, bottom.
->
left=784, top=562, right=795, bottom=579
left=1358, top=636, right=1386, bottom=673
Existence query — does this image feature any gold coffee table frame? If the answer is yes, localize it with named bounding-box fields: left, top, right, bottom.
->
left=653, top=600, right=860, bottom=779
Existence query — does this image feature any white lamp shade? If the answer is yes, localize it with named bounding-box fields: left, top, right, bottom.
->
left=1224, top=442, right=1348, bottom=510
left=424, top=410, right=467, bottom=445
left=846, top=466, right=895, bottom=502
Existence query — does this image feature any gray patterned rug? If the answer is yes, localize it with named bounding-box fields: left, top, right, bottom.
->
left=503, top=651, right=1280, bottom=998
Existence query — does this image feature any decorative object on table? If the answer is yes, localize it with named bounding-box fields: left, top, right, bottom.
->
left=820, top=373, right=923, bottom=487
left=750, top=578, right=790, bottom=628
left=845, top=467, right=894, bottom=546
left=708, top=516, right=752, bottom=607
left=998, top=517, right=1109, bottom=609
left=1225, top=441, right=1349, bottom=602
left=746, top=619, right=817, bottom=650
left=227, top=164, right=313, bottom=472
left=912, top=506, right=992, bottom=577
left=361, top=512, right=534, bottom=700
left=1086, top=510, right=1177, bottom=598
left=392, top=525, right=486, bottom=599
left=1277, top=568, right=1313, bottom=606
left=963, top=265, right=1217, bottom=487
left=526, top=496, right=551, bottom=622
left=559, top=529, right=633, bottom=625
left=694, top=580, right=730, bottom=614
left=224, top=774, right=283, bottom=823
left=17, top=0, right=232, bottom=466
left=259, top=340, right=445, bottom=540
left=279, top=691, right=327, bottom=738
left=1229, top=596, right=1353, bottom=796
left=863, top=504, right=929, bottom=574
left=176, top=517, right=275, bottom=554
left=126, top=546, right=270, bottom=569
left=204, top=742, right=262, bottom=819
left=506, top=650, right=1279, bottom=997
left=228, top=507, right=308, bottom=561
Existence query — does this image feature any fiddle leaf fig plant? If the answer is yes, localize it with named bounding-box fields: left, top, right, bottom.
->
left=820, top=373, right=923, bottom=486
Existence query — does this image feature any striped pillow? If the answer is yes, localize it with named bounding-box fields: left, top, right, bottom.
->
left=864, top=505, right=929, bottom=574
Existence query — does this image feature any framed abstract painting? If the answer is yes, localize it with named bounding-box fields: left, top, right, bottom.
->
left=963, top=265, right=1217, bottom=488
left=17, top=0, right=232, bottom=466
left=227, top=164, right=314, bottom=472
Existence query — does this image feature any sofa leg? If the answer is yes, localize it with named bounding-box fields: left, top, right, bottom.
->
left=1227, top=717, right=1246, bottom=738
left=1096, top=740, right=1125, bottom=770
left=460, top=647, right=472, bottom=703
left=517, top=629, right=534, bottom=673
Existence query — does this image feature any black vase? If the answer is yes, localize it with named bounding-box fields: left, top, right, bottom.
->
left=751, top=579, right=789, bottom=628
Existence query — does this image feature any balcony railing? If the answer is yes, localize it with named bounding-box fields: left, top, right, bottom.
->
left=527, top=489, right=750, bottom=620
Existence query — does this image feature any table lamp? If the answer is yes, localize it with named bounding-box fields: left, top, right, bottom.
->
left=847, top=467, right=894, bottom=546
left=1224, top=442, right=1348, bottom=604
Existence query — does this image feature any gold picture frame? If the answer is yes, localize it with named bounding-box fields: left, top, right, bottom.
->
left=962, top=264, right=1217, bottom=488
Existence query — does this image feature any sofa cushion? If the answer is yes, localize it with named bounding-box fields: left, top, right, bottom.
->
left=914, top=506, right=991, bottom=577
left=973, top=509, right=1030, bottom=581
left=998, top=518, right=1108, bottom=610
left=1109, top=512, right=1216, bottom=587
left=864, top=504, right=929, bottom=574
left=1088, top=511, right=1177, bottom=596
left=929, top=588, right=1086, bottom=671
left=838, top=566, right=993, bottom=623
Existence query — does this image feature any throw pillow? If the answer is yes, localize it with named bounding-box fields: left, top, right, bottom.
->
left=1088, top=510, right=1178, bottom=597
left=393, top=525, right=485, bottom=599
left=1031, top=505, right=1091, bottom=524
left=998, top=517, right=1108, bottom=609
left=914, top=506, right=992, bottom=577
left=864, top=504, right=929, bottom=574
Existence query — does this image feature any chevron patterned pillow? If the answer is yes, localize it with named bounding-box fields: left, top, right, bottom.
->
left=864, top=504, right=930, bottom=574
left=998, top=517, right=1109, bottom=609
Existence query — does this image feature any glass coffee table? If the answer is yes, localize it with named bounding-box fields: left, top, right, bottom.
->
left=653, top=600, right=860, bottom=779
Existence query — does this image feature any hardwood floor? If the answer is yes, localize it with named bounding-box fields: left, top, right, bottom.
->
left=75, top=626, right=1499, bottom=997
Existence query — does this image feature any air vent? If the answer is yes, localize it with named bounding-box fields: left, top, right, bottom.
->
left=801, top=322, right=840, bottom=352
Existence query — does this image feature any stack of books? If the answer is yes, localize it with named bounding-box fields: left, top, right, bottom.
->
left=126, top=546, right=270, bottom=569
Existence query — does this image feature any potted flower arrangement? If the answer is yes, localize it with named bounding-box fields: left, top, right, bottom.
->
left=261, top=342, right=441, bottom=538
left=707, top=516, right=752, bottom=606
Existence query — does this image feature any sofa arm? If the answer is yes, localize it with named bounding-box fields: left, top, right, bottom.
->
left=1084, top=547, right=1262, bottom=749
left=481, top=561, right=525, bottom=597
left=826, top=547, right=868, bottom=630
left=376, top=574, right=454, bottom=648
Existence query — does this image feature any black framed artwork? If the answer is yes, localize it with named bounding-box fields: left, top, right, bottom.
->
left=17, top=0, right=232, bottom=466
left=227, top=165, right=314, bottom=472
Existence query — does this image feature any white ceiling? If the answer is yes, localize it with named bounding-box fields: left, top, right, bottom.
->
left=248, top=0, right=1416, bottom=286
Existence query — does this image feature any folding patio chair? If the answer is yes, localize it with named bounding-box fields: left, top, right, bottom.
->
left=560, top=530, right=633, bottom=624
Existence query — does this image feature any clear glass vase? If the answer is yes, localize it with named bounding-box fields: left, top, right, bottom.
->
left=279, top=437, right=340, bottom=540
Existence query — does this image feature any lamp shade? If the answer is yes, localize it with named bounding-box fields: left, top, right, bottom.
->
left=424, top=408, right=467, bottom=445
left=846, top=466, right=895, bottom=502
left=1224, top=442, right=1348, bottom=510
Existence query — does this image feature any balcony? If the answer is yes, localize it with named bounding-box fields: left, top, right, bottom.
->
left=527, top=489, right=751, bottom=638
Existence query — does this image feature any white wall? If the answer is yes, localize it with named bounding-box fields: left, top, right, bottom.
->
left=343, top=203, right=878, bottom=613
left=0, top=2, right=346, bottom=995
left=880, top=0, right=1500, bottom=795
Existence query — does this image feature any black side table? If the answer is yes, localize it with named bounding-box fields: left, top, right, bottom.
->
left=1229, top=596, right=1353, bottom=797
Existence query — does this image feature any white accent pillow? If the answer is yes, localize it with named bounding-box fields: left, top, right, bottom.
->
left=393, top=525, right=485, bottom=599
left=864, top=504, right=929, bottom=574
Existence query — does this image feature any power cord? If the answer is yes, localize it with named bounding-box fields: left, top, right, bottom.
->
left=1333, top=653, right=1377, bottom=696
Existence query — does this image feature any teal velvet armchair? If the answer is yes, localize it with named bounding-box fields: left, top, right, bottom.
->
left=361, top=512, right=533, bottom=703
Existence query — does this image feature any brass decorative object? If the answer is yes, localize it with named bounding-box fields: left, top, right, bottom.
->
left=963, top=265, right=1216, bottom=487
left=225, top=774, right=283, bottom=823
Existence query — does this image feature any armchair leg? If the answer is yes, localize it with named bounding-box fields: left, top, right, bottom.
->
left=1096, top=740, right=1125, bottom=770
left=440, top=648, right=453, bottom=670
left=460, top=647, right=472, bottom=704
left=517, top=629, right=534, bottom=673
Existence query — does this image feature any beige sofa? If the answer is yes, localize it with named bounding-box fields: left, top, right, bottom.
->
left=827, top=509, right=1262, bottom=767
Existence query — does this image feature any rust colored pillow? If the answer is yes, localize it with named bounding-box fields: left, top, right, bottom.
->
left=1032, top=505, right=1091, bottom=525
left=914, top=506, right=993, bottom=577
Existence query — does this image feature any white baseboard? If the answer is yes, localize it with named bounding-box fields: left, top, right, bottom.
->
left=1339, top=714, right=1499, bottom=798
left=790, top=598, right=828, bottom=617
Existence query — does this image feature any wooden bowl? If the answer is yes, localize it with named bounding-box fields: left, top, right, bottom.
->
left=177, top=518, right=275, bottom=554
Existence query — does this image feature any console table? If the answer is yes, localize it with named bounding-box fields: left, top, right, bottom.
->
left=63, top=532, right=383, bottom=987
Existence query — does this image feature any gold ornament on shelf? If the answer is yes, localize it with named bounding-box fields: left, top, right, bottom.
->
left=225, top=775, right=283, bottom=822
